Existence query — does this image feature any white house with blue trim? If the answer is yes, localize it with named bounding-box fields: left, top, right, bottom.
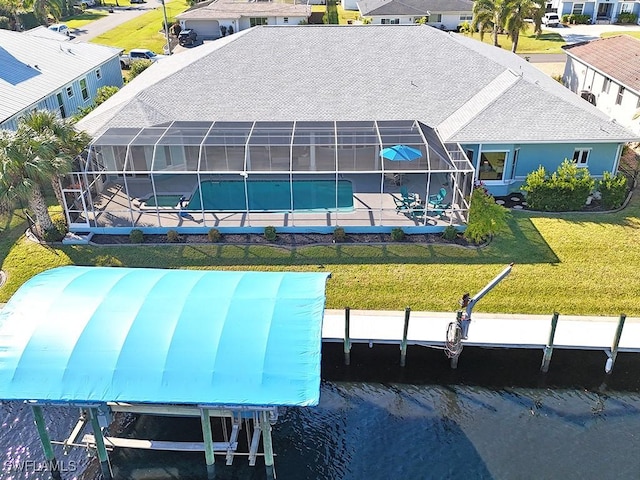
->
left=0, top=29, right=123, bottom=131
left=72, top=25, right=636, bottom=235
left=547, top=0, right=640, bottom=23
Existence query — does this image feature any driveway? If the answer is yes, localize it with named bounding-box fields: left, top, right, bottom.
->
left=542, top=22, right=640, bottom=44
left=70, top=1, right=164, bottom=43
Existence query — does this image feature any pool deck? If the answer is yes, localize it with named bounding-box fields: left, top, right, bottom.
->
left=81, top=177, right=467, bottom=231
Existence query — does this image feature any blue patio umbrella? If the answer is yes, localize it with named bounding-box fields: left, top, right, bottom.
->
left=380, top=144, right=423, bottom=161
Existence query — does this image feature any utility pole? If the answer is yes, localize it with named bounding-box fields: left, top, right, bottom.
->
left=160, top=0, right=172, bottom=55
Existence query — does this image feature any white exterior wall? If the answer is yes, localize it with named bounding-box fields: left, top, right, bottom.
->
left=237, top=15, right=307, bottom=30
left=370, top=12, right=469, bottom=29
left=564, top=55, right=640, bottom=134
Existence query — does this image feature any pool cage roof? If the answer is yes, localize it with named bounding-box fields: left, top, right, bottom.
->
left=86, top=120, right=474, bottom=174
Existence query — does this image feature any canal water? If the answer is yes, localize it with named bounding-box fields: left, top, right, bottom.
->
left=3, top=344, right=640, bottom=480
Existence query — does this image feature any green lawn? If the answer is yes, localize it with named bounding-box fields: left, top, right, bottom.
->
left=601, top=30, right=640, bottom=39
left=2, top=191, right=640, bottom=315
left=337, top=5, right=360, bottom=25
left=90, top=0, right=189, bottom=53
left=65, top=9, right=109, bottom=29
left=463, top=25, right=566, bottom=54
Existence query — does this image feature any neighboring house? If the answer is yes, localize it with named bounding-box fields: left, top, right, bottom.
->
left=73, top=25, right=635, bottom=235
left=547, top=0, right=640, bottom=24
left=24, top=25, right=73, bottom=42
left=563, top=35, right=640, bottom=135
left=0, top=29, right=123, bottom=131
left=176, top=0, right=310, bottom=39
left=354, top=0, right=473, bottom=30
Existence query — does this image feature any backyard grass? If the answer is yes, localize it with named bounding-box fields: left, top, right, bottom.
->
left=2, top=191, right=640, bottom=315
left=337, top=5, right=360, bottom=25
left=90, top=0, right=189, bottom=53
left=463, top=25, right=566, bottom=54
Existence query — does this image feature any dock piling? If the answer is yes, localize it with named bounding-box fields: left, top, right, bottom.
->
left=89, top=408, right=113, bottom=480
left=540, top=312, right=559, bottom=373
left=400, top=307, right=411, bottom=367
left=606, top=314, right=627, bottom=374
left=200, top=408, right=216, bottom=479
left=344, top=307, right=351, bottom=366
left=261, top=410, right=276, bottom=480
left=32, top=405, right=62, bottom=480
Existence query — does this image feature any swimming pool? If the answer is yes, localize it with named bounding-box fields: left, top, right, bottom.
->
left=187, top=180, right=354, bottom=212
left=141, top=194, right=182, bottom=208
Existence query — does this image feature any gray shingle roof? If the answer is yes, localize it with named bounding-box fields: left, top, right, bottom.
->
left=177, top=0, right=310, bottom=20
left=77, top=25, right=635, bottom=143
left=358, top=0, right=473, bottom=16
left=0, top=29, right=121, bottom=125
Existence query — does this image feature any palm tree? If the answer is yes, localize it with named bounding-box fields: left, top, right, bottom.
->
left=22, top=0, right=64, bottom=23
left=505, top=0, right=544, bottom=52
left=472, top=0, right=509, bottom=46
left=0, top=111, right=90, bottom=236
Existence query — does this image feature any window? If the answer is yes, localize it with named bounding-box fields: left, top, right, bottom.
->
left=283, top=17, right=288, bottom=23
left=616, top=85, right=625, bottom=105
left=602, top=77, right=611, bottom=93
left=381, top=18, right=400, bottom=24
left=621, top=2, right=633, bottom=13
left=80, top=78, right=89, bottom=102
left=95, top=68, right=102, bottom=80
left=250, top=17, right=267, bottom=27
left=431, top=14, right=442, bottom=22
left=460, top=14, right=472, bottom=21
left=478, top=151, right=507, bottom=181
left=572, top=3, right=584, bottom=14
left=573, top=148, right=590, bottom=166
left=66, top=86, right=74, bottom=98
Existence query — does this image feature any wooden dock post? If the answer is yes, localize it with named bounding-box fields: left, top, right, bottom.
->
left=540, top=312, right=559, bottom=373
left=200, top=408, right=216, bottom=479
left=32, top=405, right=62, bottom=480
left=344, top=307, right=351, bottom=366
left=400, top=307, right=411, bottom=367
left=89, top=408, right=113, bottom=480
left=261, top=410, right=276, bottom=480
left=606, top=314, right=627, bottom=374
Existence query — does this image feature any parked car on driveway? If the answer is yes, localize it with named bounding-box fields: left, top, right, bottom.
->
left=48, top=23, right=70, bottom=36
left=119, top=49, right=166, bottom=69
left=178, top=29, right=197, bottom=46
left=542, top=13, right=561, bottom=26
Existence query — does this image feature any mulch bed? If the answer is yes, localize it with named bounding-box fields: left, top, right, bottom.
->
left=90, top=232, right=472, bottom=247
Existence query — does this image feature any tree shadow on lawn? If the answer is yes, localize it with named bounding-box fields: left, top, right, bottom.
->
left=64, top=215, right=560, bottom=267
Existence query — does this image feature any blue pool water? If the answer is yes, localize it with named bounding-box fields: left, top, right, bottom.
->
left=187, top=180, right=354, bottom=211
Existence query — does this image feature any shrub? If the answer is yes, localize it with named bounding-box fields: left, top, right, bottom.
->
left=128, top=59, right=153, bottom=80
left=95, top=255, right=123, bottom=267
left=207, top=228, right=222, bottom=242
left=43, top=227, right=65, bottom=242
left=129, top=229, right=144, bottom=243
left=463, top=185, right=510, bottom=244
left=563, top=13, right=590, bottom=24
left=390, top=227, right=405, bottom=242
left=442, top=225, right=459, bottom=241
left=264, top=226, right=277, bottom=241
left=598, top=171, right=628, bottom=209
left=618, top=12, right=638, bottom=24
left=522, top=160, right=595, bottom=211
left=333, top=226, right=347, bottom=242
left=42, top=213, right=67, bottom=242
left=166, top=229, right=180, bottom=243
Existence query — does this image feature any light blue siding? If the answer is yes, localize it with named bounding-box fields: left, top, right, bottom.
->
left=0, top=57, right=122, bottom=130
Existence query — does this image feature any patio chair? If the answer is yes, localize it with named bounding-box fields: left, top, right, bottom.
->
left=400, top=186, right=419, bottom=206
left=428, top=187, right=447, bottom=207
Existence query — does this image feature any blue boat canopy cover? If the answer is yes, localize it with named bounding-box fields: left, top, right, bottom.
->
left=0, top=267, right=330, bottom=407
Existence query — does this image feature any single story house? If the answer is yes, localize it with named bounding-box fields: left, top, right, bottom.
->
left=176, top=0, right=310, bottom=39
left=547, top=0, right=640, bottom=23
left=0, top=29, right=123, bottom=131
left=563, top=35, right=640, bottom=135
left=73, top=25, right=636, bottom=235
left=354, top=0, right=473, bottom=31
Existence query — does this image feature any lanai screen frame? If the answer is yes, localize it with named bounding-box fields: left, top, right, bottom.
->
left=66, top=120, right=475, bottom=231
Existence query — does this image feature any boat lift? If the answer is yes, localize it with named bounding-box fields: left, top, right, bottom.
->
left=445, top=263, right=514, bottom=367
